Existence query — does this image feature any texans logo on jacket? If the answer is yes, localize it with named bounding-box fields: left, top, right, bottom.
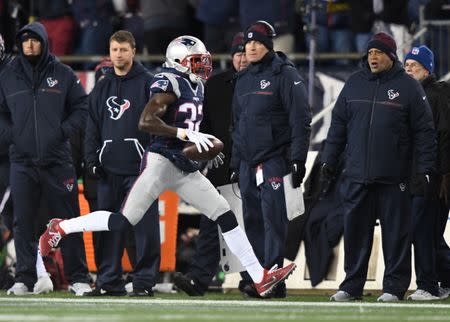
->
left=106, top=96, right=131, bottom=120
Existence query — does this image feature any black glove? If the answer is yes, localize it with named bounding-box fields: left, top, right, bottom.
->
left=230, top=170, right=239, bottom=184
left=291, top=160, right=306, bottom=188
left=87, top=162, right=105, bottom=179
left=319, top=163, right=336, bottom=197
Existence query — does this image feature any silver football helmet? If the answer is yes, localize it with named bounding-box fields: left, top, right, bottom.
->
left=164, top=35, right=212, bottom=83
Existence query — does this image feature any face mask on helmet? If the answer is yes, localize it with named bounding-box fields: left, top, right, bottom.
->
left=164, top=36, right=212, bottom=83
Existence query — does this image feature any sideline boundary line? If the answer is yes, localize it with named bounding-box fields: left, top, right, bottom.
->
left=0, top=297, right=449, bottom=309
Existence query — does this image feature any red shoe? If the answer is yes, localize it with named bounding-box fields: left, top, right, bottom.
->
left=39, top=219, right=66, bottom=256
left=254, top=263, right=296, bottom=297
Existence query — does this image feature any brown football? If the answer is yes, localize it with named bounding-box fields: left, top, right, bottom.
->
left=182, top=137, right=224, bottom=161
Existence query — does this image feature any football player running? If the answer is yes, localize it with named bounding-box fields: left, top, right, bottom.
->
left=40, top=36, right=296, bottom=297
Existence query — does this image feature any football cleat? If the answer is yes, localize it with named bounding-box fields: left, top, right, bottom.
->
left=254, top=263, right=296, bottom=297
left=39, top=218, right=66, bottom=257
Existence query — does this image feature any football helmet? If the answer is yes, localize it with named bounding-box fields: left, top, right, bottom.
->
left=164, top=36, right=212, bottom=83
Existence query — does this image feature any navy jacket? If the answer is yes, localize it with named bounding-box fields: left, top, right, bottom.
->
left=231, top=51, right=311, bottom=168
left=85, top=61, right=152, bottom=176
left=0, top=22, right=86, bottom=166
left=322, top=60, right=436, bottom=184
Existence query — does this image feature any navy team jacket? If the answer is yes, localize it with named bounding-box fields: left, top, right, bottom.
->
left=0, top=22, right=86, bottom=166
left=231, top=51, right=312, bottom=168
left=322, top=60, right=436, bottom=184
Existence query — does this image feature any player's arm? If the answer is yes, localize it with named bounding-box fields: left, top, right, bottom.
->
left=138, top=92, right=214, bottom=153
left=138, top=92, right=178, bottom=137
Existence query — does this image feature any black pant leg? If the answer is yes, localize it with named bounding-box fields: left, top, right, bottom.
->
left=43, top=164, right=90, bottom=284
left=339, top=179, right=375, bottom=297
left=411, top=196, right=439, bottom=295
left=10, top=163, right=40, bottom=289
left=378, top=183, right=412, bottom=299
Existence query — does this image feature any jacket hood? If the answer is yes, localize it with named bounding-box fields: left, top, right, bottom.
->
left=16, top=22, right=51, bottom=69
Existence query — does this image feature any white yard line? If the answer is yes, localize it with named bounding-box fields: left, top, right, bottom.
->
left=0, top=297, right=449, bottom=309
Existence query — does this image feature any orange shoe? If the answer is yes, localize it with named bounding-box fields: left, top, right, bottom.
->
left=39, top=218, right=66, bottom=256
left=254, top=263, right=296, bottom=297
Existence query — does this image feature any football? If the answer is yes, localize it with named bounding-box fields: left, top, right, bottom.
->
left=182, top=137, right=224, bottom=161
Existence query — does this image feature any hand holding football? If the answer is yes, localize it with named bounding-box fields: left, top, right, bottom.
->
left=183, top=137, right=224, bottom=161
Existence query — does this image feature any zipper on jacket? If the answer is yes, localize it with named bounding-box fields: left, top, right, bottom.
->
left=32, top=68, right=41, bottom=161
left=364, top=79, right=379, bottom=183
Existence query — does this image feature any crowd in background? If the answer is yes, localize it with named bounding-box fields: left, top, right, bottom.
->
left=0, top=1, right=449, bottom=71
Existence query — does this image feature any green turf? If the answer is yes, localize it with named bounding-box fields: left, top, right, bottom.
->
left=0, top=291, right=449, bottom=322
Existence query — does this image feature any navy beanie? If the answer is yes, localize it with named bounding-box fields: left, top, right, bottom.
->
left=404, top=45, right=434, bottom=73
left=19, top=30, right=40, bottom=42
left=244, top=20, right=276, bottom=50
left=230, top=32, right=244, bottom=56
left=367, top=32, right=397, bottom=61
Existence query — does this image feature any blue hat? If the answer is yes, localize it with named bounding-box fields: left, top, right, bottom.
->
left=405, top=45, right=434, bottom=73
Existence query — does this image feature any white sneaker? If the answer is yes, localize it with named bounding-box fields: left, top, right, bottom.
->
left=377, top=293, right=399, bottom=302
left=407, top=289, right=439, bottom=301
left=125, top=282, right=133, bottom=293
left=34, top=274, right=54, bottom=294
left=330, top=290, right=360, bottom=301
left=7, top=283, right=31, bottom=295
left=438, top=287, right=450, bottom=300
left=68, top=283, right=92, bottom=296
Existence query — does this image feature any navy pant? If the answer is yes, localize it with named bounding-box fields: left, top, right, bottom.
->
left=339, top=178, right=412, bottom=299
left=11, top=162, right=90, bottom=289
left=186, top=215, right=220, bottom=291
left=94, top=174, right=160, bottom=291
left=0, top=160, right=13, bottom=230
left=411, top=196, right=439, bottom=295
left=436, top=199, right=450, bottom=288
left=239, top=156, right=289, bottom=282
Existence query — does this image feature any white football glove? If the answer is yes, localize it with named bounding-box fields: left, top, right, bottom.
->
left=177, top=128, right=215, bottom=153
left=207, top=152, right=225, bottom=169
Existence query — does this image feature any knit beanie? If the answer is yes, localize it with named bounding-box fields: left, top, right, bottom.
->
left=230, top=32, right=244, bottom=56
left=404, top=45, right=434, bottom=73
left=243, top=20, right=276, bottom=50
left=367, top=32, right=397, bottom=61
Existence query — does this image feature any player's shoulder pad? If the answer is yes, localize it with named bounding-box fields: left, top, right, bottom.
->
left=151, top=72, right=181, bottom=98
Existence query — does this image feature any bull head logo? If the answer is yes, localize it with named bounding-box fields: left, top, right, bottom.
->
left=107, top=96, right=130, bottom=120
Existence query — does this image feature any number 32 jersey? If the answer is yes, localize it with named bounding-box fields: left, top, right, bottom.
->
left=148, top=68, right=205, bottom=172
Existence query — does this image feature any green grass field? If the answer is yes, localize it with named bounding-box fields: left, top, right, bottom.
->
left=0, top=291, right=449, bottom=322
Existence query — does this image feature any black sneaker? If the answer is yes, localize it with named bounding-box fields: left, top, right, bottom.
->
left=173, top=272, right=205, bottom=296
left=241, top=284, right=263, bottom=298
left=128, top=289, right=154, bottom=297
left=271, top=282, right=287, bottom=298
left=241, top=281, right=286, bottom=299
left=84, top=288, right=127, bottom=296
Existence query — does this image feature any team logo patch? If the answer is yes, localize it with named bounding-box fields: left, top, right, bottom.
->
left=106, top=96, right=131, bottom=120
left=151, top=80, right=169, bottom=91
left=387, top=89, right=399, bottom=100
left=247, top=32, right=253, bottom=38
left=47, top=77, right=58, bottom=87
left=411, top=47, right=420, bottom=55
left=180, top=37, right=196, bottom=47
left=260, top=80, right=271, bottom=89
left=268, top=177, right=282, bottom=190
left=63, top=178, right=75, bottom=192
